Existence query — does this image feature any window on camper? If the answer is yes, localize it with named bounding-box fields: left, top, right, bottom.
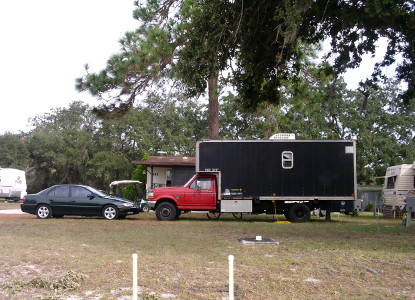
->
left=386, top=176, right=396, bottom=189
left=282, top=151, right=294, bottom=169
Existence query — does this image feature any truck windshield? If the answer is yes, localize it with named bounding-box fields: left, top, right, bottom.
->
left=183, top=176, right=197, bottom=187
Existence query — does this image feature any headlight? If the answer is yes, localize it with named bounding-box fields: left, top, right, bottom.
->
left=123, top=203, right=134, bottom=207
left=148, top=191, right=155, bottom=199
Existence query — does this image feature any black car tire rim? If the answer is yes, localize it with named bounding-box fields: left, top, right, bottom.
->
left=160, top=207, right=171, bottom=218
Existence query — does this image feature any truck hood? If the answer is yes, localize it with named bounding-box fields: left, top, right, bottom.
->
left=152, top=186, right=186, bottom=193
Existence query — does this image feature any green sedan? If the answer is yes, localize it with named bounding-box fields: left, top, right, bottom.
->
left=21, top=184, right=139, bottom=220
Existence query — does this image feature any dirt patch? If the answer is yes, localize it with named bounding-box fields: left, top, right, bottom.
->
left=0, top=213, right=33, bottom=219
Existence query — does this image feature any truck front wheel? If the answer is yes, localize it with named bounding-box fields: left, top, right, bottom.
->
left=156, top=202, right=177, bottom=221
left=288, top=204, right=311, bottom=223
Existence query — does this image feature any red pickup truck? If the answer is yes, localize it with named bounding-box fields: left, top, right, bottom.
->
left=147, top=140, right=357, bottom=222
left=148, top=174, right=218, bottom=220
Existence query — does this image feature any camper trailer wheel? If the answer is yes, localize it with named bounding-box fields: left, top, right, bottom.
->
left=207, top=211, right=221, bottom=219
left=142, top=205, right=150, bottom=213
left=36, top=204, right=51, bottom=219
left=156, top=202, right=177, bottom=221
left=288, top=204, right=311, bottom=223
left=232, top=212, right=243, bottom=219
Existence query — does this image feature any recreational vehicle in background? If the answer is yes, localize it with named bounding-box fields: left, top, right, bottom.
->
left=382, top=163, right=415, bottom=218
left=0, top=168, right=27, bottom=201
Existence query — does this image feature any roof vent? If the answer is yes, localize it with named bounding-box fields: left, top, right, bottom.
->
left=270, top=133, right=296, bottom=140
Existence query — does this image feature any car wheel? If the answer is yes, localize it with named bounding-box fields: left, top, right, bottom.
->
left=36, top=204, right=51, bottom=219
left=142, top=205, right=150, bottom=213
left=102, top=205, right=119, bottom=220
left=288, top=203, right=311, bottom=223
left=155, top=202, right=177, bottom=221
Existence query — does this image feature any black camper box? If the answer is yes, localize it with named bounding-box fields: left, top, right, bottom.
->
left=196, top=140, right=356, bottom=214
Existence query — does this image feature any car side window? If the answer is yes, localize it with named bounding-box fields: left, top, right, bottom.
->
left=48, top=186, right=69, bottom=197
left=71, top=187, right=90, bottom=198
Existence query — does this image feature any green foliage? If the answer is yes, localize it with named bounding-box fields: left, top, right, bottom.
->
left=176, top=0, right=415, bottom=108
left=123, top=154, right=149, bottom=200
left=0, top=133, right=30, bottom=170
left=24, top=101, right=137, bottom=192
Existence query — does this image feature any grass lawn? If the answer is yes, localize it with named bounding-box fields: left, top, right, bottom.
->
left=0, top=202, right=414, bottom=299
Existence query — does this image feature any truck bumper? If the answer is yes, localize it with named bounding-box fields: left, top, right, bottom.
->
left=147, top=201, right=157, bottom=209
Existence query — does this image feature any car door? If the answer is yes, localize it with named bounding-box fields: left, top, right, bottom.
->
left=184, top=176, right=216, bottom=208
left=47, top=186, right=70, bottom=215
left=69, top=186, right=101, bottom=216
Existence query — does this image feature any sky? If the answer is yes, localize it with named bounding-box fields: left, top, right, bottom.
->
left=0, top=1, right=394, bottom=134
left=0, top=0, right=138, bottom=134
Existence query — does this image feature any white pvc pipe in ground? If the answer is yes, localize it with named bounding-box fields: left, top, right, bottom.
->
left=133, top=253, right=138, bottom=300
left=229, top=255, right=234, bottom=300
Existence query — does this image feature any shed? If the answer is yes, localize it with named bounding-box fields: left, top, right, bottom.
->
left=132, top=156, right=195, bottom=191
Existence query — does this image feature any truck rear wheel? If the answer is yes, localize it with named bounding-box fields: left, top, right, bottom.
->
left=288, top=204, right=311, bottom=223
left=156, top=202, right=177, bottom=221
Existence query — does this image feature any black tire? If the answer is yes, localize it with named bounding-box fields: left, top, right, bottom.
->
left=36, top=204, right=51, bottom=219
left=155, top=202, right=177, bottom=221
left=142, top=205, right=150, bottom=213
left=288, top=204, right=311, bottom=223
left=232, top=212, right=243, bottom=219
left=102, top=205, right=119, bottom=220
left=206, top=211, right=221, bottom=219
left=283, top=210, right=290, bottom=221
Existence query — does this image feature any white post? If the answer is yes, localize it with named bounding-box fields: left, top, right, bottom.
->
left=228, top=255, right=234, bottom=300
left=132, top=253, right=138, bottom=300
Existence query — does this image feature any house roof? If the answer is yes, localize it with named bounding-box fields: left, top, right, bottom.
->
left=132, top=156, right=195, bottom=167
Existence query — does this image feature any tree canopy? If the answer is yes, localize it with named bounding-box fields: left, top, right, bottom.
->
left=76, top=0, right=415, bottom=112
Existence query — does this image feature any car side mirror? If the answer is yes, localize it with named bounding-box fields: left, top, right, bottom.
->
left=87, top=194, right=95, bottom=199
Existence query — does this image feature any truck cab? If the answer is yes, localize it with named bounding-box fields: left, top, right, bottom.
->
left=147, top=174, right=218, bottom=220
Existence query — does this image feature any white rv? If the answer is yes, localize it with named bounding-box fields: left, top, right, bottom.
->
left=0, top=168, right=27, bottom=201
left=382, top=163, right=415, bottom=215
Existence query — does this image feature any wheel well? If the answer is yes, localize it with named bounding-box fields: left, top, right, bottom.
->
left=284, top=202, right=313, bottom=210
left=155, top=199, right=178, bottom=210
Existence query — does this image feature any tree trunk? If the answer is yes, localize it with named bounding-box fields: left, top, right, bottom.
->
left=208, top=72, right=219, bottom=140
